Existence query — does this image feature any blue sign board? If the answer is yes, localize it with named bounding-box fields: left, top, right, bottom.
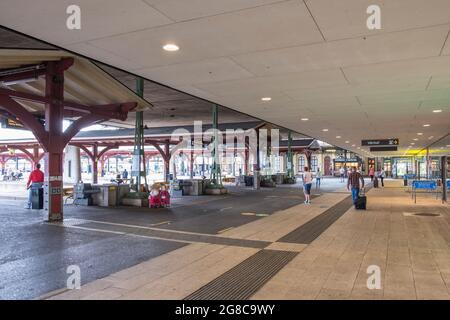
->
left=412, top=180, right=436, bottom=190
left=447, top=180, right=450, bottom=189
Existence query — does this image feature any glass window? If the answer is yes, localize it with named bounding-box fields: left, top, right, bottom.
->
left=298, top=156, right=305, bottom=172
left=311, top=156, right=318, bottom=172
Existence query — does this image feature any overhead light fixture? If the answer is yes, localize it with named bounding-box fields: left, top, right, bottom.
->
left=261, top=97, right=272, bottom=101
left=413, top=138, right=418, bottom=141
left=423, top=124, right=430, bottom=127
left=301, top=118, right=309, bottom=121
left=352, top=144, right=356, bottom=147
left=432, top=109, right=442, bottom=113
left=417, top=133, right=423, bottom=136
left=429, top=136, right=434, bottom=140
left=336, top=136, right=341, bottom=139
left=410, top=143, right=415, bottom=145
left=345, top=141, right=350, bottom=143
left=163, top=43, right=180, bottom=52
left=322, top=129, right=329, bottom=132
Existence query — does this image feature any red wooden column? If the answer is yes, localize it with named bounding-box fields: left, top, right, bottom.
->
left=0, top=154, right=5, bottom=174
left=92, top=144, right=99, bottom=184
left=244, top=137, right=249, bottom=175
left=43, top=61, right=67, bottom=221
left=32, top=146, right=40, bottom=168
left=189, top=138, right=194, bottom=178
left=164, top=141, right=170, bottom=182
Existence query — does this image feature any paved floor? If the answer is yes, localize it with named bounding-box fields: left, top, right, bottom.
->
left=47, top=180, right=450, bottom=300
left=1, top=178, right=351, bottom=299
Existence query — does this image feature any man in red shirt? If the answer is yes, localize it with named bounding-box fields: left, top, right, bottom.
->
left=25, top=163, right=44, bottom=209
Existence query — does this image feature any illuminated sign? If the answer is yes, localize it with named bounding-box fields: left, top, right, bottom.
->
left=362, top=138, right=399, bottom=146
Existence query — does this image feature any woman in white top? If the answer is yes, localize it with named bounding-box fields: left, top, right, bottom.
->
left=302, top=166, right=314, bottom=204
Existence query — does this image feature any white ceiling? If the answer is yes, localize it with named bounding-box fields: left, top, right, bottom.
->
left=1, top=0, right=450, bottom=157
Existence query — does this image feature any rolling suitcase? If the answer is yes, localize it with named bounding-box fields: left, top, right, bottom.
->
left=355, top=189, right=367, bottom=210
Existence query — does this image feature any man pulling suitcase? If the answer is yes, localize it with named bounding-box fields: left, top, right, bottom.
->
left=347, top=166, right=365, bottom=210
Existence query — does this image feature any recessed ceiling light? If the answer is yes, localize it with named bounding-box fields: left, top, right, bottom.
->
left=352, top=144, right=356, bottom=147
left=417, top=133, right=423, bottom=135
left=440, top=147, right=444, bottom=149
left=301, top=118, right=309, bottom=121
left=433, top=109, right=442, bottom=113
left=447, top=145, right=450, bottom=147
left=345, top=141, right=350, bottom=143
left=429, top=136, right=434, bottom=140
left=163, top=43, right=179, bottom=51
left=336, top=136, right=341, bottom=139
left=322, top=129, right=329, bottom=132
left=413, top=138, right=418, bottom=141
left=423, top=124, right=430, bottom=127
left=261, top=97, right=272, bottom=101
left=410, top=142, right=415, bottom=145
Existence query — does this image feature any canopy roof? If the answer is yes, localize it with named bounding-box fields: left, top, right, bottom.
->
left=0, top=49, right=152, bottom=120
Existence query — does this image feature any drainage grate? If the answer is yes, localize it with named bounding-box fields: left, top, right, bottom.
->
left=277, top=195, right=354, bottom=244
left=184, top=249, right=297, bottom=300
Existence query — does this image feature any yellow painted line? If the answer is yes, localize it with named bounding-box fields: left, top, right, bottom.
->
left=35, top=287, right=70, bottom=300
left=217, top=227, right=234, bottom=234
left=150, top=220, right=171, bottom=227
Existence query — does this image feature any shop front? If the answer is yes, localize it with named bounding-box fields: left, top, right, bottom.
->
left=333, top=150, right=363, bottom=174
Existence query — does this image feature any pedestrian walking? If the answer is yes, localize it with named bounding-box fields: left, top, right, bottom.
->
left=347, top=166, right=365, bottom=206
left=315, top=168, right=322, bottom=189
left=369, top=166, right=375, bottom=182
left=379, top=168, right=385, bottom=187
left=339, top=167, right=345, bottom=182
left=302, top=166, right=314, bottom=204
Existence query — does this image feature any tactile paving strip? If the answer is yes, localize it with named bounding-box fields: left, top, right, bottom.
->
left=184, top=249, right=298, bottom=300
left=277, top=195, right=353, bottom=244
left=277, top=184, right=373, bottom=245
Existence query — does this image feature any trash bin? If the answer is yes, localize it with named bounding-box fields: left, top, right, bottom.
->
left=244, top=175, right=254, bottom=187
left=403, top=177, right=408, bottom=186
left=31, top=182, right=43, bottom=209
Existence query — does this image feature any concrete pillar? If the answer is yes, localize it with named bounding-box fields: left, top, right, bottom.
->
left=63, top=145, right=81, bottom=185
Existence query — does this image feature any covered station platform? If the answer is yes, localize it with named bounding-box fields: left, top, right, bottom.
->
left=0, top=0, right=449, bottom=302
